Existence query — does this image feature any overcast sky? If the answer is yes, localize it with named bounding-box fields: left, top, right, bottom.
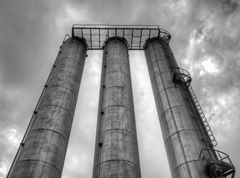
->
left=0, top=0, right=240, bottom=177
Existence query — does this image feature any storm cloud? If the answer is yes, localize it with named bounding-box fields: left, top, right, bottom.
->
left=0, top=0, right=239, bottom=177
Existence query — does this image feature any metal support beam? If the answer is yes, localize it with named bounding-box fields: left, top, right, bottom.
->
left=8, top=37, right=87, bottom=178
left=93, top=37, right=141, bottom=178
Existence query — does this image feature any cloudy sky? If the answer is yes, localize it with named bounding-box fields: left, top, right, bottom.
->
left=0, top=0, right=240, bottom=177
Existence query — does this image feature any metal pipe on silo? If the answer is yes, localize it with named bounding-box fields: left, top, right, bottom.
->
left=93, top=37, right=141, bottom=178
left=8, top=37, right=87, bottom=178
left=144, top=38, right=210, bottom=178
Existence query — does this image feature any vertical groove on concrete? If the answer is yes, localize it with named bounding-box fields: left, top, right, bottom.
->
left=8, top=37, right=87, bottom=178
left=93, top=37, right=141, bottom=178
left=144, top=38, right=210, bottom=178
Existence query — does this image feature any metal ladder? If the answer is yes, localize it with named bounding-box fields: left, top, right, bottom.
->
left=172, top=67, right=235, bottom=177
left=188, top=85, right=217, bottom=147
left=170, top=64, right=217, bottom=147
left=169, top=51, right=233, bottom=176
left=170, top=65, right=217, bottom=147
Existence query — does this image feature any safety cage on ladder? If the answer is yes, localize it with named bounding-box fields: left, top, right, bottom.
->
left=199, top=149, right=235, bottom=178
left=172, top=67, right=192, bottom=87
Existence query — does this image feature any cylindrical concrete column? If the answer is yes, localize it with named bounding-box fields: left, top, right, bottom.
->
left=144, top=38, right=209, bottom=178
left=8, top=37, right=87, bottom=178
left=93, top=37, right=141, bottom=178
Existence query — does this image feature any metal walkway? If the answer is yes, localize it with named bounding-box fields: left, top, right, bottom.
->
left=72, top=24, right=171, bottom=50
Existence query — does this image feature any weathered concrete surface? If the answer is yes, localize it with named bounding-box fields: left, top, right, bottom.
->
left=144, top=38, right=209, bottom=178
left=8, top=37, right=87, bottom=178
left=93, top=37, right=141, bottom=178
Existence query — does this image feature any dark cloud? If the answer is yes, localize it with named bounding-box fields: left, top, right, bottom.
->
left=0, top=0, right=240, bottom=177
left=221, top=0, right=239, bottom=14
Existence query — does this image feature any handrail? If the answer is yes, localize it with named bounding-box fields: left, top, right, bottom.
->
left=199, top=149, right=235, bottom=178
left=199, top=149, right=235, bottom=170
left=63, top=34, right=71, bottom=41
left=71, top=24, right=171, bottom=50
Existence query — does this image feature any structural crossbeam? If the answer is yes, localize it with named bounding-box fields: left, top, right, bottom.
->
left=72, top=24, right=171, bottom=50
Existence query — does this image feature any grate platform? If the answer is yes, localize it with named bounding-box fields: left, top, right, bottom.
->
left=172, top=67, right=192, bottom=87
left=199, top=149, right=235, bottom=178
left=72, top=24, right=171, bottom=50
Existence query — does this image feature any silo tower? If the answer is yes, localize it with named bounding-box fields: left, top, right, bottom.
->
left=7, top=25, right=235, bottom=178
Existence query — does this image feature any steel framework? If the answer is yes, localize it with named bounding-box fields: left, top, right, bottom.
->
left=72, top=24, right=171, bottom=50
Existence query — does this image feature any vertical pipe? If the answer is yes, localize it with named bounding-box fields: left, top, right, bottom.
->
left=144, top=38, right=209, bottom=178
left=8, top=37, right=87, bottom=178
left=93, top=37, right=141, bottom=178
